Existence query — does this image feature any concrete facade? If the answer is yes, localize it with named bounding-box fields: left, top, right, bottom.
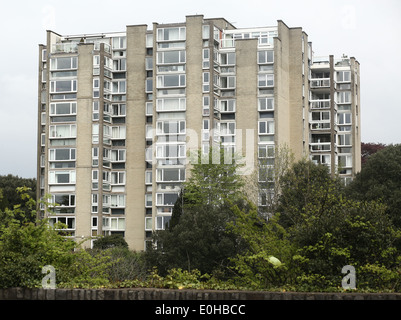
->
left=37, top=15, right=361, bottom=251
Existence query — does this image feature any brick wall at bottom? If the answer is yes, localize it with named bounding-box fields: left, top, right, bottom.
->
left=1, top=287, right=401, bottom=300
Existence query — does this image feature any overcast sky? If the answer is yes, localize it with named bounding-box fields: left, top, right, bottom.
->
left=0, top=0, right=400, bottom=178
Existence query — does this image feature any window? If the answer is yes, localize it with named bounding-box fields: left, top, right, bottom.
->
left=50, top=125, right=76, bottom=138
left=258, top=51, right=274, bottom=64
left=258, top=145, right=275, bottom=158
left=112, top=37, right=127, bottom=49
left=156, top=144, right=186, bottom=159
left=157, top=74, right=186, bottom=88
left=220, top=99, right=235, bottom=112
left=156, top=168, right=185, bottom=182
left=111, top=149, right=126, bottom=162
left=220, top=52, right=235, bottom=65
left=157, top=50, right=186, bottom=64
left=50, top=102, right=77, bottom=116
left=111, top=126, right=126, bottom=139
left=156, top=192, right=179, bottom=206
left=112, top=104, right=126, bottom=116
left=50, top=57, right=78, bottom=70
left=156, top=98, right=186, bottom=112
left=113, top=58, right=126, bottom=71
left=50, top=194, right=75, bottom=208
left=258, top=74, right=274, bottom=87
left=156, top=215, right=172, bottom=230
left=311, top=111, right=330, bottom=122
left=49, top=216, right=75, bottom=230
left=258, top=97, right=274, bottom=111
left=111, top=194, right=125, bottom=207
left=338, top=134, right=351, bottom=146
left=258, top=120, right=275, bottom=134
left=220, top=76, right=236, bottom=89
left=311, top=154, right=331, bottom=165
left=145, top=217, right=153, bottom=231
left=112, top=80, right=126, bottom=94
left=50, top=80, right=77, bottom=93
left=145, top=171, right=152, bottom=185
left=337, top=71, right=351, bottom=82
left=220, top=122, right=235, bottom=136
left=49, top=170, right=76, bottom=184
left=145, top=194, right=152, bottom=207
left=338, top=91, right=351, bottom=104
left=156, top=120, right=186, bottom=135
left=338, top=155, right=352, bottom=168
left=111, top=171, right=125, bottom=185
left=157, top=27, right=186, bottom=41
left=338, top=113, right=352, bottom=125
left=110, top=217, right=125, bottom=230
left=49, top=148, right=76, bottom=161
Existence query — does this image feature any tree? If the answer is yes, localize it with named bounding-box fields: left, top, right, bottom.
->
left=145, top=147, right=247, bottom=276
left=347, top=144, right=401, bottom=228
left=244, top=144, right=295, bottom=219
left=361, top=142, right=386, bottom=165
left=0, top=189, right=113, bottom=288
left=93, top=234, right=129, bottom=250
left=229, top=159, right=401, bottom=291
left=0, top=175, right=36, bottom=222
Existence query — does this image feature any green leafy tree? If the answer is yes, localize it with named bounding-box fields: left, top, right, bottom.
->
left=145, top=147, right=247, bottom=276
left=347, top=144, right=401, bottom=228
left=0, top=188, right=113, bottom=289
left=229, top=159, right=401, bottom=292
left=0, top=175, right=37, bottom=222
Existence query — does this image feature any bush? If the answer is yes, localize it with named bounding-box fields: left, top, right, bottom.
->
left=92, top=234, right=129, bottom=250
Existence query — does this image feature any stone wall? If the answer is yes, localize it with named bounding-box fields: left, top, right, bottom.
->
left=1, top=287, right=401, bottom=300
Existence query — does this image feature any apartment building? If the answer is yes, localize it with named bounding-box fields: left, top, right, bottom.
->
left=37, top=15, right=361, bottom=251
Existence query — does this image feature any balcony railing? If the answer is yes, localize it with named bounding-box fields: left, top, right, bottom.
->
left=310, top=78, right=330, bottom=88
left=310, top=142, right=331, bottom=152
left=51, top=43, right=78, bottom=54
left=310, top=99, right=331, bottom=109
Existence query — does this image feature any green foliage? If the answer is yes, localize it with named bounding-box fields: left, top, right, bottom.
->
left=0, top=175, right=36, bottom=222
left=228, top=159, right=401, bottom=292
left=146, top=147, right=247, bottom=276
left=347, top=144, right=401, bottom=228
left=93, top=234, right=129, bottom=250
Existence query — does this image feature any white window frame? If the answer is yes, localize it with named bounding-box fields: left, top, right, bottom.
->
left=220, top=99, right=236, bottom=112
left=49, top=148, right=76, bottom=161
left=258, top=97, right=274, bottom=111
left=156, top=192, right=179, bottom=206
left=156, top=50, right=186, bottom=64
left=156, top=98, right=186, bottom=112
left=258, top=51, right=274, bottom=64
left=220, top=122, right=236, bottom=136
left=50, top=80, right=77, bottom=93
left=157, top=27, right=186, bottom=41
left=49, top=170, right=76, bottom=184
left=258, top=74, right=274, bottom=87
left=50, top=102, right=77, bottom=116
left=50, top=57, right=78, bottom=71
left=258, top=120, right=275, bottom=135
left=156, top=120, right=186, bottom=135
left=156, top=168, right=185, bottom=182
left=156, top=74, right=186, bottom=88
left=111, top=171, right=125, bottom=185
left=155, top=144, right=186, bottom=159
left=49, top=124, right=77, bottom=139
left=111, top=194, right=125, bottom=207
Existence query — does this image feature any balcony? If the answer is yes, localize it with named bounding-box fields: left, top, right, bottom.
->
left=310, top=78, right=330, bottom=89
left=310, top=142, right=331, bottom=152
left=51, top=42, right=78, bottom=54
left=310, top=99, right=331, bottom=109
